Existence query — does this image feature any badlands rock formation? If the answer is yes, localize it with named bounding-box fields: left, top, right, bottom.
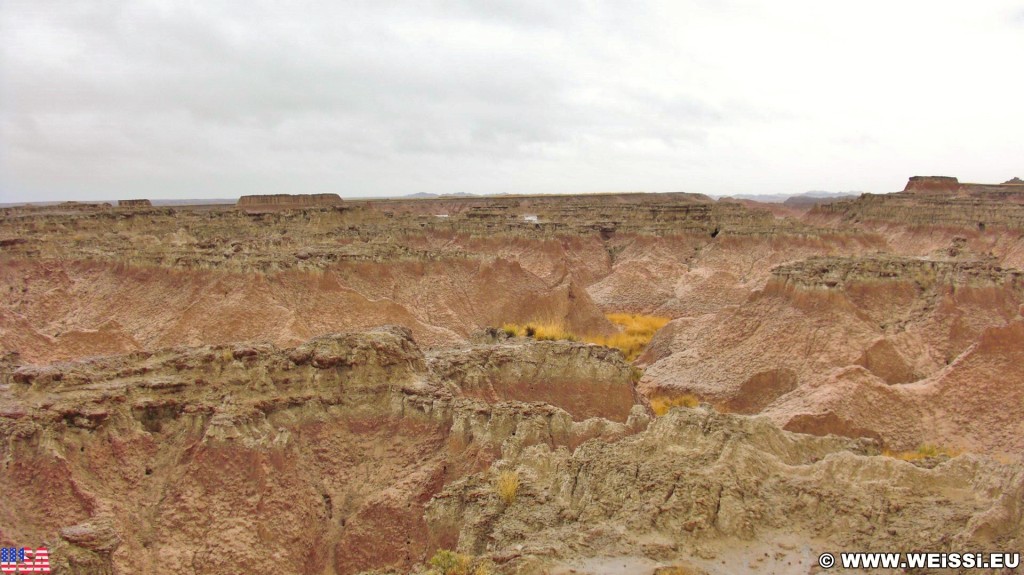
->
left=641, top=255, right=1024, bottom=454
left=2, top=329, right=1020, bottom=575
left=237, top=193, right=344, bottom=212
left=430, top=408, right=1022, bottom=574
left=903, top=175, right=962, bottom=194
left=2, top=178, right=1023, bottom=573
left=0, top=330, right=641, bottom=574
left=809, top=176, right=1024, bottom=268
left=0, top=258, right=612, bottom=363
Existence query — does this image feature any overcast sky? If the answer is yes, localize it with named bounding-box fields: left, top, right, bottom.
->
left=1, top=1, right=1021, bottom=202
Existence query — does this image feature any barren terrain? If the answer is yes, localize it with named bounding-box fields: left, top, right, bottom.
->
left=2, top=178, right=1023, bottom=574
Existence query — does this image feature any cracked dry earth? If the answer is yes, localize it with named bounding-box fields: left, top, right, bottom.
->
left=2, top=179, right=1024, bottom=574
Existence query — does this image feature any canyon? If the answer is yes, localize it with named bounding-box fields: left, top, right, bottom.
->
left=1, top=178, right=1023, bottom=574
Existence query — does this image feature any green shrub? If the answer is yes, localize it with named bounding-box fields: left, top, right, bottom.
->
left=428, top=550, right=471, bottom=575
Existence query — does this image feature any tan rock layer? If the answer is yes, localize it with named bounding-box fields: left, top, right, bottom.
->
left=427, top=407, right=1023, bottom=573
left=3, top=329, right=1021, bottom=574
left=236, top=193, right=343, bottom=209
left=0, top=329, right=643, bottom=574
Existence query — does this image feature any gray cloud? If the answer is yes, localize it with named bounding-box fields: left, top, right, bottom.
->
left=2, top=0, right=1023, bottom=201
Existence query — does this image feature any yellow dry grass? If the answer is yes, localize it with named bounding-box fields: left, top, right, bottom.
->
left=649, top=393, right=699, bottom=416
left=495, top=470, right=521, bottom=505
left=500, top=322, right=576, bottom=340
left=533, top=322, right=580, bottom=342
left=427, top=550, right=472, bottom=575
left=588, top=313, right=670, bottom=361
left=882, top=444, right=962, bottom=461
left=501, top=313, right=669, bottom=361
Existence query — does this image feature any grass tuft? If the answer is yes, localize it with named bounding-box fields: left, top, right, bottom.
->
left=588, top=313, right=670, bottom=361
left=882, top=443, right=961, bottom=461
left=495, top=470, right=520, bottom=506
left=498, top=313, right=669, bottom=360
left=427, top=550, right=472, bottom=575
left=531, top=322, right=578, bottom=342
left=649, top=394, right=699, bottom=416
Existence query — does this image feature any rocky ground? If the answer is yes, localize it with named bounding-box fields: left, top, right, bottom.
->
left=2, top=177, right=1023, bottom=573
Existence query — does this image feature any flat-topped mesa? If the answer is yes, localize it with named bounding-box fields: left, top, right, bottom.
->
left=56, top=201, right=113, bottom=211
left=903, top=176, right=960, bottom=194
left=811, top=175, right=1024, bottom=232
left=236, top=193, right=343, bottom=211
left=770, top=255, right=1024, bottom=290
left=903, top=176, right=1024, bottom=196
left=117, top=199, right=152, bottom=208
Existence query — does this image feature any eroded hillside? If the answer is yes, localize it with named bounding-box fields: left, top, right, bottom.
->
left=2, top=179, right=1023, bottom=574
left=2, top=329, right=1020, bottom=574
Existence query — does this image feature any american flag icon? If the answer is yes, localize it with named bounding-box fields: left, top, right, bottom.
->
left=0, top=548, right=50, bottom=573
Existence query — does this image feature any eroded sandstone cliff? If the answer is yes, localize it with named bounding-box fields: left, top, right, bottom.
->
left=642, top=254, right=1024, bottom=455
left=3, top=180, right=1024, bottom=573
left=2, top=329, right=1019, bottom=574
left=0, top=329, right=643, bottom=574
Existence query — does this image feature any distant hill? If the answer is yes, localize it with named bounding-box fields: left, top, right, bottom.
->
left=716, top=191, right=859, bottom=205
left=783, top=191, right=859, bottom=207
left=1, top=198, right=236, bottom=208
left=401, top=192, right=484, bottom=199
left=151, top=198, right=236, bottom=206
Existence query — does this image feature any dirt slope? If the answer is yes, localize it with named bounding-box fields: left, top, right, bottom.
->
left=0, top=259, right=612, bottom=363
left=641, top=255, right=1024, bottom=455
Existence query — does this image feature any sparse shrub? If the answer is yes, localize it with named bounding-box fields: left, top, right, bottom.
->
left=218, top=348, right=235, bottom=363
left=497, top=313, right=669, bottom=360
left=606, top=312, right=672, bottom=335
left=587, top=313, right=670, bottom=361
left=495, top=470, right=520, bottom=505
left=912, top=264, right=938, bottom=290
left=427, top=550, right=471, bottom=575
left=532, top=322, right=577, bottom=341
left=629, top=366, right=643, bottom=383
left=882, top=443, right=961, bottom=461
left=649, top=393, right=699, bottom=416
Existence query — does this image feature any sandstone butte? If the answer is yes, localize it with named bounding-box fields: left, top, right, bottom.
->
left=237, top=193, right=344, bottom=212
left=1, top=177, right=1023, bottom=574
